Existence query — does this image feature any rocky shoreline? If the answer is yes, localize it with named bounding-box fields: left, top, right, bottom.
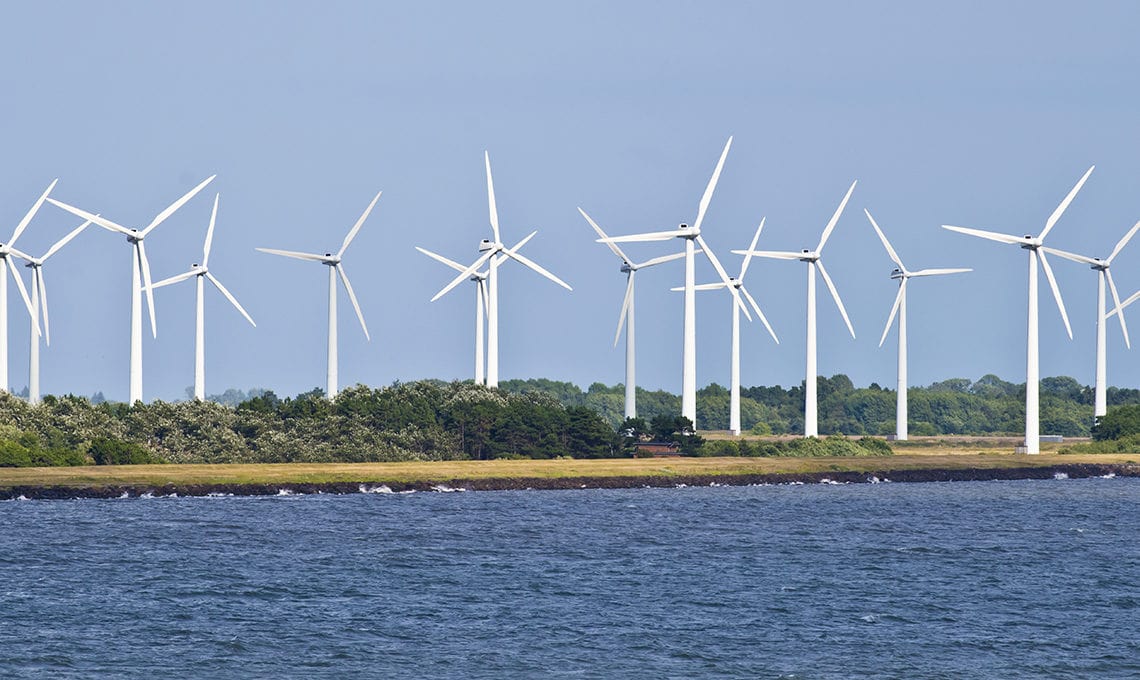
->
left=2, top=462, right=1136, bottom=500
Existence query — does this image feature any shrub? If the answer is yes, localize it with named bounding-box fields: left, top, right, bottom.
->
left=89, top=437, right=163, bottom=465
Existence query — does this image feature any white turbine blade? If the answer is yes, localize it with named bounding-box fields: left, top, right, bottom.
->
left=206, top=272, right=256, bottom=327
left=37, top=269, right=50, bottom=346
left=42, top=218, right=94, bottom=262
left=142, top=175, right=216, bottom=236
left=879, top=281, right=906, bottom=348
left=579, top=207, right=632, bottom=265
left=635, top=251, right=688, bottom=269
left=478, top=277, right=489, bottom=316
left=740, top=286, right=779, bottom=344
left=1106, top=270, right=1130, bottom=349
left=138, top=241, right=157, bottom=338
left=1038, top=250, right=1072, bottom=339
left=338, top=190, right=382, bottom=258
left=816, top=180, right=857, bottom=253
left=614, top=273, right=633, bottom=347
left=46, top=199, right=133, bottom=236
left=485, top=152, right=500, bottom=244
left=692, top=136, right=732, bottom=234
left=431, top=249, right=496, bottom=302
left=1040, top=247, right=1099, bottom=266
left=599, top=230, right=683, bottom=243
left=816, top=259, right=855, bottom=338
left=730, top=249, right=803, bottom=260
left=941, top=225, right=1026, bottom=245
left=675, top=282, right=729, bottom=291
left=8, top=263, right=38, bottom=336
left=202, top=194, right=219, bottom=267
left=739, top=217, right=766, bottom=280
left=1108, top=219, right=1140, bottom=264
left=335, top=264, right=369, bottom=340
left=150, top=269, right=198, bottom=289
left=10, top=179, right=58, bottom=245
left=494, top=231, right=537, bottom=266
left=1111, top=289, right=1140, bottom=318
left=505, top=249, right=572, bottom=291
left=864, top=209, right=904, bottom=270
left=1040, top=165, right=1094, bottom=241
left=695, top=234, right=750, bottom=322
left=416, top=246, right=467, bottom=273
left=255, top=247, right=329, bottom=263
left=908, top=267, right=973, bottom=277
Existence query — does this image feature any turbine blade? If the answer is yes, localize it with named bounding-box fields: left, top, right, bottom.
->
left=37, top=269, right=50, bottom=346
left=142, top=175, right=216, bottom=236
left=1110, top=289, right=1140, bottom=318
left=738, top=217, right=766, bottom=280
left=431, top=249, right=496, bottom=302
left=336, top=264, right=369, bottom=340
left=941, top=225, right=1026, bottom=245
left=864, top=208, right=905, bottom=270
left=1040, top=165, right=1094, bottom=241
left=615, top=273, right=633, bottom=347
left=339, top=190, right=382, bottom=258
left=692, top=136, right=732, bottom=233
left=1038, top=250, right=1072, bottom=339
left=150, top=269, right=199, bottom=289
left=908, top=267, right=973, bottom=277
left=138, top=242, right=157, bottom=338
left=730, top=249, right=803, bottom=260
left=10, top=179, right=58, bottom=245
left=206, top=272, right=256, bottom=327
left=42, top=218, right=94, bottom=261
left=741, top=286, right=779, bottom=344
left=8, top=262, right=38, bottom=336
left=816, top=180, right=857, bottom=253
left=695, top=234, right=750, bottom=322
left=1108, top=219, right=1140, bottom=264
left=202, top=194, right=219, bottom=267
left=46, top=199, right=133, bottom=236
left=635, top=251, right=688, bottom=269
left=1040, top=246, right=1099, bottom=266
left=879, top=280, right=906, bottom=348
left=816, top=259, right=855, bottom=338
left=485, top=151, right=500, bottom=244
left=1106, top=270, right=1130, bottom=349
left=599, top=230, right=683, bottom=243
left=255, top=247, right=329, bottom=262
left=505, top=249, right=572, bottom=291
left=416, top=246, right=467, bottom=273
left=579, top=207, right=632, bottom=265
left=478, top=277, right=489, bottom=316
left=494, top=231, right=536, bottom=267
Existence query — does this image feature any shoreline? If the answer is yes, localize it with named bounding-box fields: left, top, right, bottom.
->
left=2, top=458, right=1136, bottom=500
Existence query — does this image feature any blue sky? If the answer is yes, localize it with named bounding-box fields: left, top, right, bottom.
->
left=2, top=1, right=1140, bottom=401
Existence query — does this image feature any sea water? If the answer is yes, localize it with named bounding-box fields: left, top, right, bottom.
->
left=1, top=478, right=1137, bottom=678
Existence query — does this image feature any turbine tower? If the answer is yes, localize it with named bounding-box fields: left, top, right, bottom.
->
left=257, top=190, right=381, bottom=400
left=596, top=137, right=749, bottom=426
left=1, top=180, right=56, bottom=392
left=428, top=152, right=572, bottom=389
left=865, top=209, right=970, bottom=441
left=149, top=195, right=256, bottom=401
left=49, top=175, right=217, bottom=404
left=579, top=207, right=690, bottom=420
left=733, top=181, right=859, bottom=438
left=942, top=165, right=1093, bottom=454
left=23, top=218, right=94, bottom=405
left=416, top=231, right=536, bottom=384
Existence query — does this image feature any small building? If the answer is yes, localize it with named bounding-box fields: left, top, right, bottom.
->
left=634, top=441, right=682, bottom=457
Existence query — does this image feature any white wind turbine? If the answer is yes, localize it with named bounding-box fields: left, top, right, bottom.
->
left=579, top=207, right=692, bottom=421
left=149, top=195, right=256, bottom=401
left=428, top=152, right=572, bottom=388
left=676, top=219, right=780, bottom=435
left=733, top=181, right=859, bottom=438
left=596, top=137, right=750, bottom=427
left=1, top=180, right=56, bottom=392
left=1042, top=219, right=1140, bottom=418
left=416, top=231, right=536, bottom=385
left=48, top=175, right=217, bottom=404
left=942, top=166, right=1093, bottom=454
left=865, top=209, right=970, bottom=441
left=23, top=218, right=94, bottom=405
left=257, top=190, right=381, bottom=400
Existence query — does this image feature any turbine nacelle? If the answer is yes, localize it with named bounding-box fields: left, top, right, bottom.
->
left=890, top=268, right=905, bottom=280
left=798, top=249, right=820, bottom=262
left=478, top=239, right=495, bottom=252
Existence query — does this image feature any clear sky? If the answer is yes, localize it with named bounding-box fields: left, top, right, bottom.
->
left=2, top=1, right=1140, bottom=402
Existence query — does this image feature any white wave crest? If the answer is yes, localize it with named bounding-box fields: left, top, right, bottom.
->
left=359, top=484, right=394, bottom=494
left=431, top=484, right=466, bottom=493
left=1053, top=472, right=1069, bottom=480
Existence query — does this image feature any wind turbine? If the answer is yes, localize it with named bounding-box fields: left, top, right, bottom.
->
left=674, top=219, right=780, bottom=434
left=595, top=137, right=749, bottom=427
left=865, top=209, right=970, bottom=441
left=23, top=218, right=94, bottom=405
left=1043, top=219, right=1140, bottom=418
left=733, top=181, right=859, bottom=438
left=428, top=152, right=572, bottom=388
left=416, top=231, right=536, bottom=385
left=579, top=207, right=692, bottom=421
left=1, top=180, right=56, bottom=392
left=256, top=190, right=381, bottom=400
left=149, top=195, right=256, bottom=401
left=48, top=175, right=217, bottom=404
left=942, top=165, right=1093, bottom=454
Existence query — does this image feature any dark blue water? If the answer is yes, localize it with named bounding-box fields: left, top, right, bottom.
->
left=2, top=478, right=1137, bottom=678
